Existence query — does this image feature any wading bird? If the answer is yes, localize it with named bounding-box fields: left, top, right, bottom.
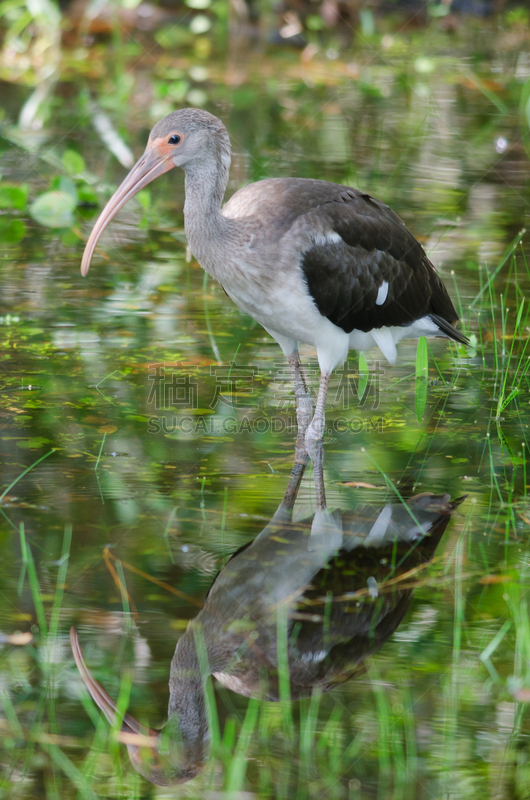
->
left=81, top=109, right=468, bottom=502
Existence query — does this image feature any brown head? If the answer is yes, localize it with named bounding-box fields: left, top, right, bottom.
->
left=80, top=108, right=230, bottom=277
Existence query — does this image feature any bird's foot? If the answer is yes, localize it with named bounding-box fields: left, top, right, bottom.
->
left=308, top=507, right=343, bottom=552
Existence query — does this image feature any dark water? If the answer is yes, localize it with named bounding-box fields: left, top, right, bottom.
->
left=1, top=18, right=530, bottom=799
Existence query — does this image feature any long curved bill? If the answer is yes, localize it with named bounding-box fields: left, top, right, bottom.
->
left=70, top=627, right=158, bottom=742
left=80, top=149, right=174, bottom=277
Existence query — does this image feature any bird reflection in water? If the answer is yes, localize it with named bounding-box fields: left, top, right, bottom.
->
left=71, top=448, right=463, bottom=786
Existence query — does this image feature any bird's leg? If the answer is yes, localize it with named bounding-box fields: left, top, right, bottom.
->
left=311, top=436, right=326, bottom=510
left=287, top=351, right=313, bottom=435
left=280, top=351, right=313, bottom=511
left=280, top=448, right=309, bottom=512
left=304, top=371, right=331, bottom=511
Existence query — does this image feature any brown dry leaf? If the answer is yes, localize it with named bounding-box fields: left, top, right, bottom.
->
left=34, top=733, right=83, bottom=746
left=117, top=731, right=157, bottom=747
left=479, top=574, right=512, bottom=585
left=98, top=425, right=117, bottom=434
left=4, top=631, right=33, bottom=645
left=458, top=76, right=503, bottom=92
left=340, top=481, right=379, bottom=489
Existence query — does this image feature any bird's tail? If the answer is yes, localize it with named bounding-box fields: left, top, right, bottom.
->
left=429, top=313, right=470, bottom=346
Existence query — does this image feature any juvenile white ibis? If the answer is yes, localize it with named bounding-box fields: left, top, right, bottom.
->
left=81, top=108, right=468, bottom=501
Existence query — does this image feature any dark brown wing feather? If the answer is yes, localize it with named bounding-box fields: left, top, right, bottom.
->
left=300, top=189, right=465, bottom=341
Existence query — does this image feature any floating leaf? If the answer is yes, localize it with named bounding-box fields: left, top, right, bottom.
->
left=30, top=191, right=77, bottom=228
left=136, top=190, right=151, bottom=211
left=98, top=425, right=117, bottom=434
left=16, top=437, right=52, bottom=449
left=50, top=176, right=78, bottom=199
left=0, top=218, right=26, bottom=243
left=0, top=183, right=28, bottom=210
left=62, top=149, right=85, bottom=175
left=77, top=185, right=99, bottom=205
left=61, top=229, right=81, bottom=247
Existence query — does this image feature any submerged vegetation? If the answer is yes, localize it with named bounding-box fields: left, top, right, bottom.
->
left=0, top=0, right=530, bottom=797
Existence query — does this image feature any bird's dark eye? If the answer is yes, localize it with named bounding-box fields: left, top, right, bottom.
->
left=168, top=134, right=181, bottom=145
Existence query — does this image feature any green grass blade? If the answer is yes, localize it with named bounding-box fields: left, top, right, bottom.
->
left=0, top=449, right=55, bottom=502
left=415, top=337, right=428, bottom=421
left=49, top=524, right=72, bottom=642
left=358, top=352, right=368, bottom=400
left=19, top=523, right=47, bottom=637
left=470, top=229, right=526, bottom=309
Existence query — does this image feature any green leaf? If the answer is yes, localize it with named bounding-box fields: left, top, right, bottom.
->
left=415, top=376, right=428, bottom=422
left=0, top=183, right=28, bottom=210
left=61, top=229, right=81, bottom=247
left=62, top=149, right=85, bottom=176
left=415, top=336, right=428, bottom=380
left=415, top=337, right=428, bottom=421
left=358, top=352, right=368, bottom=401
left=16, top=437, right=52, bottom=449
left=306, top=14, right=324, bottom=29
left=0, top=218, right=26, bottom=243
left=50, top=176, right=78, bottom=199
left=30, top=191, right=77, bottom=228
left=359, top=8, right=375, bottom=36
left=498, top=387, right=520, bottom=415
left=136, top=189, right=151, bottom=211
left=77, top=184, right=98, bottom=205
left=155, top=25, right=194, bottom=48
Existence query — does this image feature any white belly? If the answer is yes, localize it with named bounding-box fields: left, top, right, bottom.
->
left=215, top=258, right=443, bottom=373
left=223, top=270, right=351, bottom=373
left=222, top=267, right=322, bottom=345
